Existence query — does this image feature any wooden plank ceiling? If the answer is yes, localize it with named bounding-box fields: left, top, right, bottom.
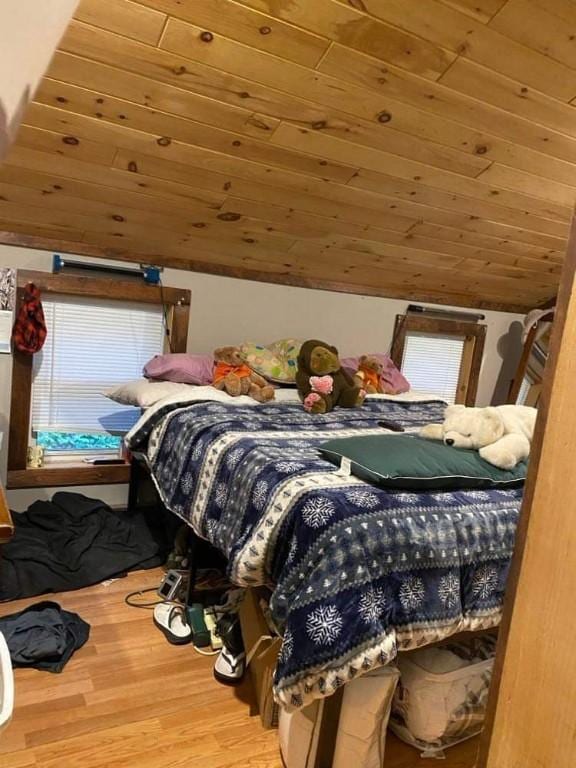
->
left=1, top=0, right=576, bottom=311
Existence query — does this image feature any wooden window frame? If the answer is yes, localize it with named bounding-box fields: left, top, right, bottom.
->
left=390, top=314, right=487, bottom=406
left=0, top=481, right=14, bottom=543
left=7, top=269, right=191, bottom=489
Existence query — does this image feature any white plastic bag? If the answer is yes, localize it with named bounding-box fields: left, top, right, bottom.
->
left=389, top=635, right=496, bottom=758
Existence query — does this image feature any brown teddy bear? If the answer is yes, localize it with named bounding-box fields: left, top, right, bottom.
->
left=354, top=354, right=384, bottom=395
left=296, top=339, right=366, bottom=414
left=212, top=346, right=275, bottom=403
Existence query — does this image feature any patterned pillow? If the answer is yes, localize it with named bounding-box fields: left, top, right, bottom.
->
left=240, top=339, right=301, bottom=383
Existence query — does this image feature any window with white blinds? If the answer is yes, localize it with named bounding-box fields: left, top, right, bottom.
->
left=32, top=295, right=165, bottom=440
left=401, top=331, right=465, bottom=404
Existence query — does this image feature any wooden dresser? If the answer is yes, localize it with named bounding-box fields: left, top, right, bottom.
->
left=0, top=481, right=14, bottom=544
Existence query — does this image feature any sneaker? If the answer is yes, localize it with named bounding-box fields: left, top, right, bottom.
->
left=213, top=613, right=246, bottom=685
left=153, top=602, right=192, bottom=645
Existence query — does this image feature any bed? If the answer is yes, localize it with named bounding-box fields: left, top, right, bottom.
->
left=126, top=388, right=522, bottom=710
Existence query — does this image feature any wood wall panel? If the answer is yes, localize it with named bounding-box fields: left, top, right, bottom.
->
left=438, top=0, right=508, bottom=22
left=319, top=46, right=576, bottom=168
left=138, top=0, right=330, bottom=67
left=74, top=0, right=167, bottom=45
left=225, top=0, right=455, bottom=79
left=2, top=0, right=576, bottom=309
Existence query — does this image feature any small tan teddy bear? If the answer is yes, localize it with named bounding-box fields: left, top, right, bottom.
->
left=353, top=354, right=384, bottom=395
left=212, top=346, right=275, bottom=403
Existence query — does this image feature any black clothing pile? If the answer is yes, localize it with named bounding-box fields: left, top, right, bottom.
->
left=0, top=492, right=161, bottom=601
left=0, top=601, right=89, bottom=673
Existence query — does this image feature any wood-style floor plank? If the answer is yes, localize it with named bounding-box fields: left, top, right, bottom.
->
left=0, top=569, right=478, bottom=767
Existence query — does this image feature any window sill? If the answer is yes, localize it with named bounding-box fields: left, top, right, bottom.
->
left=7, top=463, right=131, bottom=489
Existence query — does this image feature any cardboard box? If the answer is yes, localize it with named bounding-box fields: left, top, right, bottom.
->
left=239, top=588, right=281, bottom=729
left=279, top=667, right=400, bottom=768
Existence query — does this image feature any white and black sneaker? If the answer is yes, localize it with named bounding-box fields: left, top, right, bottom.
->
left=153, top=602, right=192, bottom=645
left=213, top=613, right=245, bottom=685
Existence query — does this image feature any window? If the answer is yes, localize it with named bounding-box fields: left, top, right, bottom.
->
left=31, top=295, right=165, bottom=457
left=7, top=268, right=190, bottom=489
left=391, top=313, right=486, bottom=406
left=401, top=331, right=466, bottom=404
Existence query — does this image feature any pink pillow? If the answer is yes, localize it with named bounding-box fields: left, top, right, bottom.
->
left=144, top=353, right=214, bottom=385
left=340, top=353, right=410, bottom=395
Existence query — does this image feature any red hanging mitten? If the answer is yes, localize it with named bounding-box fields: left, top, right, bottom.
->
left=12, top=283, right=47, bottom=354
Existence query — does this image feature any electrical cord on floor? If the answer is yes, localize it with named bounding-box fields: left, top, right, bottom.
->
left=124, top=587, right=163, bottom=610
left=192, top=645, right=220, bottom=657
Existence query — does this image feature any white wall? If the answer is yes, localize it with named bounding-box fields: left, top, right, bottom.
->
left=0, top=245, right=524, bottom=510
left=0, top=1, right=78, bottom=158
left=176, top=269, right=524, bottom=407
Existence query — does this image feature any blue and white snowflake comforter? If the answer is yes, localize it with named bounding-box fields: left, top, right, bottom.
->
left=126, top=388, right=522, bottom=710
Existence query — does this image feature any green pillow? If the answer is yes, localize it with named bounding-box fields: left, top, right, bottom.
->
left=240, top=339, right=301, bottom=383
left=319, top=434, right=527, bottom=491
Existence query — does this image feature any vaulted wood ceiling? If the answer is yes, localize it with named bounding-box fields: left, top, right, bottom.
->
left=1, top=0, right=575, bottom=311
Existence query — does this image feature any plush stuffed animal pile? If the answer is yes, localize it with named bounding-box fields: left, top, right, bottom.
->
left=296, top=339, right=366, bottom=414
left=212, top=346, right=275, bottom=403
left=420, top=404, right=537, bottom=469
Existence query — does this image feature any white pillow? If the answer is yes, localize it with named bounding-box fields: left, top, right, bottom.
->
left=104, top=379, right=194, bottom=408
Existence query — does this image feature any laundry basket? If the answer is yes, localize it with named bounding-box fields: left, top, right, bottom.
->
left=0, top=632, right=14, bottom=737
left=389, top=634, right=496, bottom=758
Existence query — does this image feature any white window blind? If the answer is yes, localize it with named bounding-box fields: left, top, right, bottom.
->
left=401, top=331, right=465, bottom=404
left=32, top=295, right=165, bottom=434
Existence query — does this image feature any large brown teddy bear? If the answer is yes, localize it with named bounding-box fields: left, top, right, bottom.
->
left=296, top=339, right=366, bottom=414
left=212, top=346, right=275, bottom=403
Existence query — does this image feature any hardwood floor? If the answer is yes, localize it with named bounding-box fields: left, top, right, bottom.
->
left=0, top=569, right=479, bottom=767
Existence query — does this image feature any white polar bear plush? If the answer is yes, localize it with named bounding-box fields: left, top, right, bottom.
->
left=420, top=404, right=537, bottom=470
